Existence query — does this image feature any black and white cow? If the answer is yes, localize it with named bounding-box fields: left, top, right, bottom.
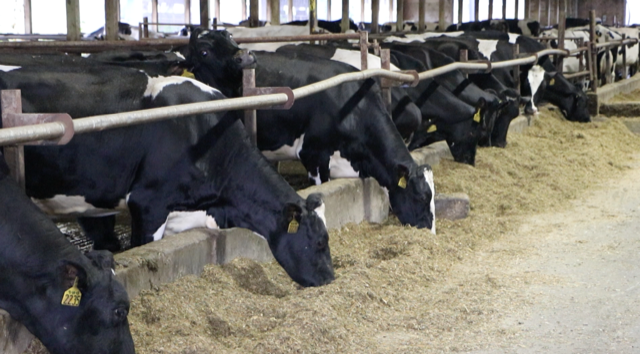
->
left=84, top=21, right=165, bottom=40
left=0, top=153, right=135, bottom=354
left=0, top=61, right=334, bottom=287
left=446, top=19, right=541, bottom=37
left=282, top=19, right=359, bottom=33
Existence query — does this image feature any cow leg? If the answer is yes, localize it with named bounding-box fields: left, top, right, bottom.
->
left=126, top=191, right=170, bottom=247
left=77, top=215, right=120, bottom=252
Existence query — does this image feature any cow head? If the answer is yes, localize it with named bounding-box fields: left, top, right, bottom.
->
left=388, top=164, right=435, bottom=233
left=486, top=88, right=521, bottom=148
left=187, top=29, right=256, bottom=98
left=269, top=193, right=334, bottom=287
left=20, top=251, right=134, bottom=354
left=543, top=72, right=590, bottom=122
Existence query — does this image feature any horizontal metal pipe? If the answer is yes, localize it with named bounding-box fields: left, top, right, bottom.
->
left=563, top=71, right=590, bottom=79
left=595, top=39, right=639, bottom=49
left=235, top=33, right=361, bottom=43
left=0, top=122, right=66, bottom=145
left=293, top=69, right=417, bottom=99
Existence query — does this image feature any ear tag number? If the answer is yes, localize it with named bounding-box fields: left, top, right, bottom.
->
left=287, top=219, right=299, bottom=234
left=427, top=125, right=437, bottom=133
left=398, top=176, right=407, bottom=189
left=549, top=78, right=555, bottom=86
left=473, top=109, right=482, bottom=123
left=181, top=69, right=195, bottom=79
left=61, top=277, right=82, bottom=307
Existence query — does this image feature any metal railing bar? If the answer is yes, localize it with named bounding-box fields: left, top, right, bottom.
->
left=292, top=69, right=416, bottom=99
left=0, top=122, right=66, bottom=145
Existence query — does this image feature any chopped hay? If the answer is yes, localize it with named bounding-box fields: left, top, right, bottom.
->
left=24, top=107, right=640, bottom=353
left=608, top=88, right=640, bottom=103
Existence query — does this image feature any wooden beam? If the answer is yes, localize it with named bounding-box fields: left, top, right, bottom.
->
left=242, top=0, right=247, bottom=21
left=23, top=0, right=32, bottom=34
left=185, top=0, right=191, bottom=24
left=289, top=0, right=294, bottom=22
left=502, top=0, right=507, bottom=19
left=524, top=0, right=530, bottom=19
left=152, top=0, right=159, bottom=31
left=489, top=0, right=493, bottom=20
left=66, top=0, right=81, bottom=41
left=372, top=0, right=380, bottom=33
left=556, top=0, right=560, bottom=24
left=361, top=0, right=365, bottom=24
left=310, top=0, right=318, bottom=32
left=396, top=0, right=404, bottom=32
left=547, top=0, right=551, bottom=27
left=105, top=0, right=119, bottom=41
left=515, top=0, right=519, bottom=20
left=458, top=0, right=463, bottom=25
left=200, top=0, right=210, bottom=28
left=271, top=0, right=280, bottom=24
left=420, top=0, right=426, bottom=32
left=215, top=0, right=220, bottom=21
left=474, top=0, right=479, bottom=22
left=437, top=0, right=444, bottom=32
left=250, top=0, right=259, bottom=26
left=341, top=0, right=349, bottom=32
left=328, top=0, right=331, bottom=21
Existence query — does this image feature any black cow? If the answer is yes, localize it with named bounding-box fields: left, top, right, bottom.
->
left=0, top=153, right=134, bottom=354
left=446, top=19, right=541, bottom=37
left=282, top=19, right=359, bottom=33
left=0, top=61, right=333, bottom=287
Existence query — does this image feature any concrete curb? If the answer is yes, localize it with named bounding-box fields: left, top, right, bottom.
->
left=588, top=75, right=640, bottom=115
left=600, top=102, right=640, bottom=117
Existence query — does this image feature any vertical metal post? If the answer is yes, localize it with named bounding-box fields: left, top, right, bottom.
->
left=372, top=0, right=380, bottom=34
left=577, top=38, right=584, bottom=74
left=200, top=0, right=210, bottom=29
left=420, top=0, right=427, bottom=32
left=438, top=0, right=445, bottom=33
left=622, top=34, right=628, bottom=79
left=389, top=0, right=394, bottom=22
left=474, top=0, right=480, bottom=22
left=24, top=0, right=32, bottom=34
left=1, top=91, right=25, bottom=190
left=396, top=0, right=404, bottom=32
left=66, top=0, right=81, bottom=41
left=271, top=0, right=280, bottom=24
left=502, top=0, right=506, bottom=19
left=460, top=49, right=468, bottom=78
left=514, top=0, right=519, bottom=20
left=250, top=0, right=259, bottom=27
left=213, top=17, right=217, bottom=29
left=215, top=0, right=221, bottom=22
left=328, top=0, right=332, bottom=21
left=143, top=17, right=149, bottom=38
left=590, top=10, right=598, bottom=92
left=380, top=49, right=392, bottom=113
left=310, top=0, right=318, bottom=33
left=546, top=0, right=551, bottom=27
left=242, top=0, right=247, bottom=21
left=152, top=0, right=159, bottom=31
left=105, top=0, right=119, bottom=41
left=242, top=69, right=258, bottom=146
left=185, top=0, right=191, bottom=24
left=342, top=0, right=349, bottom=32
left=556, top=0, right=566, bottom=72
left=360, top=0, right=365, bottom=25
left=458, top=0, right=463, bottom=25
left=359, top=31, right=369, bottom=70
left=524, top=0, right=530, bottom=20
left=289, top=0, right=294, bottom=22
left=555, top=0, right=559, bottom=25
left=513, top=44, right=520, bottom=94
left=488, top=0, right=493, bottom=20
left=536, top=0, right=540, bottom=22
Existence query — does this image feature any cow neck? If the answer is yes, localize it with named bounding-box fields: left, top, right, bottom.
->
left=191, top=65, right=242, bottom=99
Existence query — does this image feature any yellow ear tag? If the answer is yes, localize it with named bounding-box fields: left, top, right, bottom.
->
left=473, top=109, right=482, bottom=123
left=427, top=125, right=437, bottom=133
left=287, top=219, right=299, bottom=234
left=181, top=69, right=196, bottom=79
left=398, top=176, right=407, bottom=189
left=549, top=78, right=555, bottom=86
left=61, top=277, right=82, bottom=307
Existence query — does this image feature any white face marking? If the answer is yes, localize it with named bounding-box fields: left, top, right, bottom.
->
left=308, top=167, right=322, bottom=186
left=174, top=52, right=186, bottom=60
left=152, top=210, right=219, bottom=241
left=329, top=150, right=360, bottom=179
left=330, top=49, right=401, bottom=71
left=111, top=269, right=116, bottom=276
left=197, top=30, right=210, bottom=38
left=477, top=39, right=499, bottom=60
left=261, top=133, right=305, bottom=161
left=0, top=65, right=21, bottom=72
left=423, top=168, right=436, bottom=235
left=508, top=33, right=520, bottom=44
left=383, top=31, right=464, bottom=43
left=527, top=65, right=546, bottom=113
left=314, top=201, right=327, bottom=227
left=32, top=195, right=126, bottom=217
left=144, top=75, right=220, bottom=100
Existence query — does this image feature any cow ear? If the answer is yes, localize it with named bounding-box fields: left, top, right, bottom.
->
left=283, top=203, right=302, bottom=233
left=58, top=260, right=89, bottom=291
left=545, top=71, right=558, bottom=79
left=305, top=193, right=324, bottom=211
left=85, top=250, right=116, bottom=272
left=396, top=164, right=410, bottom=189
left=520, top=96, right=532, bottom=104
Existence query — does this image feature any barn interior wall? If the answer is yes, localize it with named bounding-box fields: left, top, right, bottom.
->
left=576, top=0, right=625, bottom=26
left=524, top=0, right=626, bottom=27
left=403, top=0, right=454, bottom=24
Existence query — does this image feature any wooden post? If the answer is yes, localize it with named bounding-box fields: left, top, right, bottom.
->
left=590, top=10, right=598, bottom=92
left=360, top=0, right=365, bottom=25
left=215, top=0, right=220, bottom=21
left=557, top=0, right=565, bottom=73
left=289, top=0, right=294, bottom=22
left=513, top=44, right=520, bottom=94
left=514, top=0, right=519, bottom=20
left=359, top=31, right=369, bottom=70
left=1, top=91, right=25, bottom=190
left=185, top=0, right=191, bottom=24
left=328, top=0, right=331, bottom=21
left=243, top=69, right=258, bottom=146
left=24, top=0, right=32, bottom=34
left=396, top=0, right=404, bottom=32
left=460, top=49, right=468, bottom=78
left=342, top=0, right=349, bottom=33
left=380, top=49, right=392, bottom=113
left=502, top=0, right=506, bottom=19
left=242, top=0, right=247, bottom=21
left=310, top=0, right=318, bottom=33
left=372, top=0, right=380, bottom=34
left=438, top=0, right=445, bottom=32
left=250, top=0, right=259, bottom=27
left=420, top=0, right=427, bottom=32
left=458, top=0, right=463, bottom=25
left=488, top=0, right=493, bottom=20
left=66, top=0, right=81, bottom=41
left=200, top=0, right=210, bottom=28
left=474, top=0, right=480, bottom=22
left=143, top=17, right=149, bottom=38
left=389, top=0, right=394, bottom=22
left=105, top=0, right=119, bottom=41
left=536, top=0, right=540, bottom=22
left=271, top=0, right=280, bottom=24
left=556, top=0, right=559, bottom=25
left=524, top=0, right=530, bottom=20
left=546, top=0, right=551, bottom=27
left=152, top=0, right=159, bottom=31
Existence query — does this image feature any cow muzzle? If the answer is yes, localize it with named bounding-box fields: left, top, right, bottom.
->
left=233, top=50, right=256, bottom=68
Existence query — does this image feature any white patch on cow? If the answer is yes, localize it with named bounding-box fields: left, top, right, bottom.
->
left=262, top=134, right=305, bottom=161
left=33, top=195, right=126, bottom=217
left=228, top=25, right=310, bottom=51
left=477, top=39, right=499, bottom=60
left=329, top=151, right=359, bottom=179
left=125, top=192, right=132, bottom=203
left=424, top=168, right=436, bottom=235
left=197, top=30, right=210, bottom=38
left=174, top=52, right=186, bottom=60
left=152, top=210, right=219, bottom=241
left=382, top=31, right=464, bottom=43
left=330, top=48, right=401, bottom=71
left=144, top=75, right=220, bottom=100
left=252, top=232, right=267, bottom=241
left=111, top=269, right=116, bottom=276
left=0, top=65, right=20, bottom=72
left=308, top=167, right=322, bottom=186
left=508, top=33, right=520, bottom=44
left=314, top=201, right=327, bottom=227
left=527, top=65, right=546, bottom=113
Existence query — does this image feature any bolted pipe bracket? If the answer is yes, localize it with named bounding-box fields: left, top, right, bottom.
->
left=243, top=87, right=295, bottom=110
left=381, top=70, right=420, bottom=88
left=3, top=113, right=74, bottom=145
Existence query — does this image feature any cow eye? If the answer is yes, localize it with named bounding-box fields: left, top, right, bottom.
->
left=200, top=50, right=208, bottom=57
left=114, top=308, right=128, bottom=321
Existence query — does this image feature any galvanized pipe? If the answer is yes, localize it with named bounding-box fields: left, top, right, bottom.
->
left=0, top=122, right=67, bottom=146
left=293, top=69, right=416, bottom=99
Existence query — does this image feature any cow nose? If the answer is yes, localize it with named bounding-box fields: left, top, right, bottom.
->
left=234, top=50, right=256, bottom=68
